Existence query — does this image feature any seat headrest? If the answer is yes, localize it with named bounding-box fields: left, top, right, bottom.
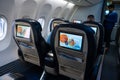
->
left=49, top=18, right=69, bottom=31
left=15, top=18, right=42, bottom=31
left=52, top=23, right=95, bottom=36
left=83, top=21, right=103, bottom=28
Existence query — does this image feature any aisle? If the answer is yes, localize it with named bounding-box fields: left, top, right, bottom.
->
left=101, top=43, right=119, bottom=80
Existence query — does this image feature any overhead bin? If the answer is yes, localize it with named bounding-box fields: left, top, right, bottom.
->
left=64, top=0, right=102, bottom=6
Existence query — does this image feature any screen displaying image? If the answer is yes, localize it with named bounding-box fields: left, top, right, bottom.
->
left=91, top=27, right=97, bottom=34
left=16, top=25, right=31, bottom=39
left=73, top=20, right=81, bottom=23
left=59, top=32, right=83, bottom=51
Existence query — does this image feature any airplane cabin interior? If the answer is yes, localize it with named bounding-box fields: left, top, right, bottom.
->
left=0, top=0, right=120, bottom=80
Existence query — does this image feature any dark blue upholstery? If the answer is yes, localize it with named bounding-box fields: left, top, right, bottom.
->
left=83, top=21, right=104, bottom=55
left=13, top=18, right=50, bottom=67
left=115, top=27, right=120, bottom=64
left=83, top=21, right=104, bottom=79
left=115, top=27, right=120, bottom=47
left=50, top=23, right=96, bottom=80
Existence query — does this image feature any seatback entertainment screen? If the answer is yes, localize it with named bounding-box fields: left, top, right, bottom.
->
left=16, top=25, right=31, bottom=39
left=73, top=20, right=81, bottom=23
left=59, top=32, right=83, bottom=51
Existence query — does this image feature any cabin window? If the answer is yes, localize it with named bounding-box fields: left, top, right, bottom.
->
left=0, top=16, right=7, bottom=41
left=38, top=17, right=45, bottom=29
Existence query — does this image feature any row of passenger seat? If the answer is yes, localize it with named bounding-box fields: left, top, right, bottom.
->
left=12, top=18, right=104, bottom=80
left=115, top=26, right=120, bottom=65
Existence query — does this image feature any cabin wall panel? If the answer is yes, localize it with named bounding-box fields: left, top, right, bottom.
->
left=0, top=0, right=16, bottom=51
left=0, top=0, right=19, bottom=67
left=0, top=0, right=75, bottom=66
left=36, top=0, right=75, bottom=39
left=16, top=0, right=38, bottom=19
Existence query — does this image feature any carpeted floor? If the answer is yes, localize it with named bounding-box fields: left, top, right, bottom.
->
left=0, top=60, right=69, bottom=80
left=0, top=60, right=43, bottom=80
left=0, top=42, right=119, bottom=80
left=100, top=43, right=119, bottom=80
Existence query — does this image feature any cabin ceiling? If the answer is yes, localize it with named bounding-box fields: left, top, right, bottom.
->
left=64, top=0, right=102, bottom=6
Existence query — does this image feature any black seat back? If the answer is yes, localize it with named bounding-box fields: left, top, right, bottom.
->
left=50, top=23, right=96, bottom=80
left=115, top=26, right=120, bottom=63
left=115, top=27, right=120, bottom=47
left=13, top=18, right=49, bottom=67
left=83, top=21, right=104, bottom=55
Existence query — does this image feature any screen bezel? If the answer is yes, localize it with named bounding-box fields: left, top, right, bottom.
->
left=58, top=31, right=84, bottom=52
left=15, top=24, right=31, bottom=42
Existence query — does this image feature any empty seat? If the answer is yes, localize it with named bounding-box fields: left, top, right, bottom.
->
left=115, top=27, right=120, bottom=47
left=50, top=23, right=96, bottom=80
left=115, top=26, right=120, bottom=64
left=13, top=18, right=49, bottom=67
